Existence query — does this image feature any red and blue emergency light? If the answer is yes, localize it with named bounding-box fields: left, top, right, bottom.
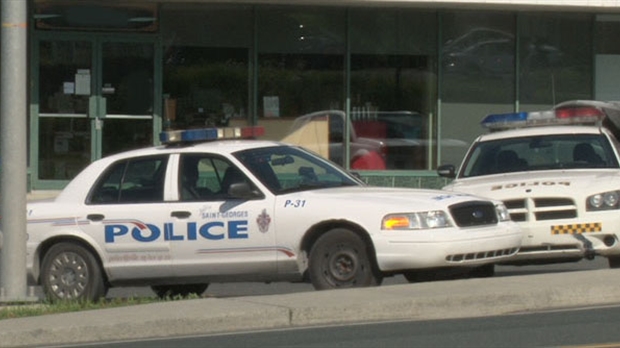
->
left=160, top=126, right=265, bottom=144
left=481, top=106, right=605, bottom=130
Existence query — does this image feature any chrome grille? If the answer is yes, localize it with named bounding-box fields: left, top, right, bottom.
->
left=503, top=197, right=576, bottom=222
left=449, top=201, right=497, bottom=227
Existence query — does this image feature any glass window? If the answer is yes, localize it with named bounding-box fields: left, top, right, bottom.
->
left=39, top=40, right=91, bottom=115
left=594, top=15, right=620, bottom=101
left=518, top=13, right=593, bottom=108
left=179, top=154, right=255, bottom=201
left=440, top=11, right=516, bottom=168
left=256, top=6, right=346, bottom=141
left=88, top=156, right=168, bottom=204
left=102, top=42, right=154, bottom=116
left=461, top=134, right=619, bottom=178
left=161, top=4, right=251, bottom=130
left=38, top=117, right=90, bottom=180
left=349, top=8, right=438, bottom=170
left=596, top=15, right=620, bottom=55
left=442, top=11, right=515, bottom=104
left=234, top=145, right=360, bottom=195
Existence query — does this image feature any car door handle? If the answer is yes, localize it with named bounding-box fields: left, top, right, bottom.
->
left=171, top=211, right=191, bottom=219
left=87, top=214, right=105, bottom=222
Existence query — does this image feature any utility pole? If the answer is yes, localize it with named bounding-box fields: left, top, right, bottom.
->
left=0, top=0, right=33, bottom=302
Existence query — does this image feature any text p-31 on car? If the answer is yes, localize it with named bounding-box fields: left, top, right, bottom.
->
left=27, top=126, right=521, bottom=302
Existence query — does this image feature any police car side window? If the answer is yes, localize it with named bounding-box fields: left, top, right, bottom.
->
left=179, top=155, right=237, bottom=201
left=235, top=146, right=359, bottom=194
left=88, top=156, right=168, bottom=204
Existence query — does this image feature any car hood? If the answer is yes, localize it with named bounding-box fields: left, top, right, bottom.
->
left=297, top=185, right=490, bottom=211
left=444, top=169, right=620, bottom=200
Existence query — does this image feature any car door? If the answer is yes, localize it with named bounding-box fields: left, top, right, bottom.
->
left=81, top=155, right=174, bottom=281
left=168, top=153, right=277, bottom=278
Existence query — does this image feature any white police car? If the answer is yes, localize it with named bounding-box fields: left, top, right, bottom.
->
left=27, top=126, right=521, bottom=302
left=438, top=100, right=620, bottom=268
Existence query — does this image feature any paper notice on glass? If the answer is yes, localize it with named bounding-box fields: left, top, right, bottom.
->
left=63, top=82, right=75, bottom=95
left=75, top=70, right=91, bottom=96
left=263, top=96, right=280, bottom=118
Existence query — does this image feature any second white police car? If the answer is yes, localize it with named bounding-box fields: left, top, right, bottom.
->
left=27, top=126, right=521, bottom=302
left=439, top=100, right=620, bottom=268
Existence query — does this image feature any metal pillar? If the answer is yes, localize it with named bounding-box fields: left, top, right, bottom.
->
left=0, top=0, right=34, bottom=302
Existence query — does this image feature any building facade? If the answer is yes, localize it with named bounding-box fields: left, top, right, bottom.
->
left=26, top=0, right=620, bottom=191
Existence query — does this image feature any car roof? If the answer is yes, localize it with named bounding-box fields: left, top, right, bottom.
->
left=98, top=139, right=286, bottom=162
left=475, top=125, right=605, bottom=142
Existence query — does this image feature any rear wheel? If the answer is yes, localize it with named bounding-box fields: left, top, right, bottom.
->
left=151, top=284, right=209, bottom=299
left=41, top=242, right=108, bottom=302
left=308, top=228, right=381, bottom=290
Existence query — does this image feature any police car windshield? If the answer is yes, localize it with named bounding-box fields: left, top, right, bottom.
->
left=234, top=146, right=361, bottom=194
left=461, top=134, right=620, bottom=178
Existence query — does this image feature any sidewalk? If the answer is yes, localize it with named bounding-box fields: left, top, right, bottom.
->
left=0, top=268, right=619, bottom=347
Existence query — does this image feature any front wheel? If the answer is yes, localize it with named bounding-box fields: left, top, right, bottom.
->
left=41, top=242, right=108, bottom=302
left=151, top=284, right=209, bottom=299
left=308, top=228, right=381, bottom=290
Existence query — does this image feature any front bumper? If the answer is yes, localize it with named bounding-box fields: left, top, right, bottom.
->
left=372, top=222, right=522, bottom=272
left=505, top=216, right=620, bottom=263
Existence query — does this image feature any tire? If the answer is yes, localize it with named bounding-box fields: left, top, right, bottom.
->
left=41, top=242, right=108, bottom=302
left=608, top=256, right=620, bottom=269
left=308, top=228, right=381, bottom=290
left=151, top=284, right=209, bottom=299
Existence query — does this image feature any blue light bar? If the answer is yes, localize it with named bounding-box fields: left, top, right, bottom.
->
left=480, top=107, right=601, bottom=130
left=160, top=126, right=265, bottom=144
left=481, top=112, right=528, bottom=129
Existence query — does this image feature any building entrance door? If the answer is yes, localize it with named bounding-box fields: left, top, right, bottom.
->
left=34, top=35, right=157, bottom=188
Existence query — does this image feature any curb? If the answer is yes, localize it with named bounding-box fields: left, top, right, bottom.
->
left=0, top=269, right=618, bottom=347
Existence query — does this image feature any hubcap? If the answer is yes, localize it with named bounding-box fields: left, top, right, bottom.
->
left=48, top=252, right=88, bottom=299
left=328, top=250, right=358, bottom=282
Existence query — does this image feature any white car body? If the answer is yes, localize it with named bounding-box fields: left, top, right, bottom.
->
left=27, top=134, right=521, bottom=301
left=441, top=124, right=620, bottom=266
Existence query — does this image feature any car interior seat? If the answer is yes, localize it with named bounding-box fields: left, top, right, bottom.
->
left=496, top=150, right=527, bottom=173
left=573, top=142, right=603, bottom=165
left=220, top=166, right=246, bottom=194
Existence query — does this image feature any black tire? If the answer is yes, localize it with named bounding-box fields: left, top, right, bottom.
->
left=41, top=242, right=108, bottom=302
left=151, top=284, right=209, bottom=299
left=609, top=256, right=620, bottom=269
left=308, top=228, right=381, bottom=290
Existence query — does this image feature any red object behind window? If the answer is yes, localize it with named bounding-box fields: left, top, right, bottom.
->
left=353, top=121, right=386, bottom=139
left=351, top=150, right=386, bottom=170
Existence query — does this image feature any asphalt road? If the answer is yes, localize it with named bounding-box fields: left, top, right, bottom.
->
left=78, top=304, right=620, bottom=348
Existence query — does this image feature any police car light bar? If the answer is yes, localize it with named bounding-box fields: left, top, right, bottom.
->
left=160, top=126, right=265, bottom=144
left=481, top=107, right=604, bottom=130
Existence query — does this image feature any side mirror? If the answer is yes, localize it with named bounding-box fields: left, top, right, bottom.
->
left=228, top=182, right=262, bottom=199
left=437, top=164, right=456, bottom=179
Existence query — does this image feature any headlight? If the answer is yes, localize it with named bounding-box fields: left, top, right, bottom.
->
left=587, top=190, right=620, bottom=211
left=381, top=211, right=452, bottom=230
left=495, top=203, right=511, bottom=222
